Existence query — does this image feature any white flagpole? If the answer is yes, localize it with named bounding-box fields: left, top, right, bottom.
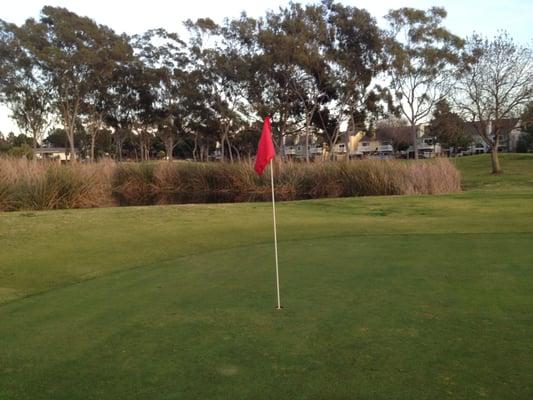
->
left=270, top=159, right=281, bottom=309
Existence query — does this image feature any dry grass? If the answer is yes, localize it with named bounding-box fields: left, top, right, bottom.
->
left=0, top=157, right=461, bottom=211
left=0, top=158, right=114, bottom=211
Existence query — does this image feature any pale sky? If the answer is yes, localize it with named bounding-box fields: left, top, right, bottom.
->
left=1, top=0, right=532, bottom=134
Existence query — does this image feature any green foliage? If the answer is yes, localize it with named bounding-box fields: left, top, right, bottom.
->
left=7, top=143, right=33, bottom=159
left=3, top=7, right=135, bottom=157
left=384, top=7, right=464, bottom=159
left=5, top=2, right=529, bottom=170
left=429, top=99, right=471, bottom=152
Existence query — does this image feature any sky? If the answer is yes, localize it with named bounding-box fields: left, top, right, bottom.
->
left=1, top=0, right=532, bottom=134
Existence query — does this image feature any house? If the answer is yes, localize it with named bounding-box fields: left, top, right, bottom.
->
left=283, top=134, right=324, bottom=160
left=33, top=147, right=78, bottom=162
left=329, top=131, right=395, bottom=160
left=354, top=135, right=394, bottom=159
left=463, top=119, right=522, bottom=154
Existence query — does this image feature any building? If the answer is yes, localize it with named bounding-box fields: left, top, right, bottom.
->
left=463, top=119, right=522, bottom=154
left=284, top=134, right=324, bottom=160
left=33, top=147, right=78, bottom=162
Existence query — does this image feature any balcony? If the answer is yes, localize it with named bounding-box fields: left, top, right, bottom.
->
left=378, top=144, right=394, bottom=153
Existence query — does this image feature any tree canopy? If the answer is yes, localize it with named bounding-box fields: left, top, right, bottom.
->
left=0, top=3, right=531, bottom=170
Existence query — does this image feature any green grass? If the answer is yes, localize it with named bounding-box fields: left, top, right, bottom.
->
left=1, top=154, right=532, bottom=399
left=454, top=153, right=533, bottom=192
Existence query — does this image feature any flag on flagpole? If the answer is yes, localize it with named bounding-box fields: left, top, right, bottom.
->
left=254, top=116, right=276, bottom=175
left=254, top=116, right=282, bottom=310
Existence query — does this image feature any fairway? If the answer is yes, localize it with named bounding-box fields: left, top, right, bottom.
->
left=1, top=155, right=533, bottom=399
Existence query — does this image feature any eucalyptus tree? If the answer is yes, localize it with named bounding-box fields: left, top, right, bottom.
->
left=320, top=1, right=388, bottom=159
left=0, top=20, right=51, bottom=149
left=248, top=3, right=342, bottom=160
left=82, top=32, right=134, bottom=162
left=385, top=7, right=464, bottom=159
left=10, top=7, right=137, bottom=161
left=172, top=68, right=212, bottom=161
left=186, top=18, right=254, bottom=162
left=131, top=28, right=188, bottom=161
left=105, top=61, right=145, bottom=161
left=455, top=33, right=532, bottom=173
left=282, top=3, right=334, bottom=162
left=247, top=8, right=307, bottom=157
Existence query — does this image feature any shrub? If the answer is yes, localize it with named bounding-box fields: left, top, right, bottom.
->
left=0, top=157, right=461, bottom=211
left=112, top=162, right=157, bottom=206
left=0, top=158, right=114, bottom=211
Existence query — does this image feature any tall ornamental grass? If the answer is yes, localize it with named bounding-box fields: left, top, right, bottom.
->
left=0, top=157, right=461, bottom=211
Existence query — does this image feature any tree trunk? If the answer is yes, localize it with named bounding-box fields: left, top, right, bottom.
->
left=305, top=115, right=310, bottom=163
left=344, top=129, right=350, bottom=161
left=231, top=144, right=240, bottom=161
left=192, top=134, right=198, bottom=161
left=90, top=133, right=96, bottom=162
left=117, top=140, right=123, bottom=161
left=329, top=139, right=335, bottom=161
left=491, top=136, right=502, bottom=174
left=226, top=134, right=234, bottom=163
left=411, top=123, right=418, bottom=160
left=165, top=137, right=174, bottom=161
left=220, top=135, right=225, bottom=161
left=67, top=126, right=76, bottom=162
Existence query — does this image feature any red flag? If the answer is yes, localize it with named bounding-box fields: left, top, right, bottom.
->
left=254, top=116, right=276, bottom=175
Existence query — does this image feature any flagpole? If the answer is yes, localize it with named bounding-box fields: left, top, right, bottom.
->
left=270, top=159, right=281, bottom=310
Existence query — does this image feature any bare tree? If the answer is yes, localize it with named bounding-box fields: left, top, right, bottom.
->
left=385, top=7, right=463, bottom=159
left=455, top=32, right=533, bottom=174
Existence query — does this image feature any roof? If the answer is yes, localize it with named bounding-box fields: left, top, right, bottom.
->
left=464, top=118, right=520, bottom=138
left=375, top=125, right=412, bottom=143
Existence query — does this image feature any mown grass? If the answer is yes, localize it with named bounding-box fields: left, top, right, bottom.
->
left=0, top=154, right=532, bottom=399
left=453, top=153, right=533, bottom=192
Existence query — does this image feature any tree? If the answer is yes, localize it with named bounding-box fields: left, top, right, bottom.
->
left=0, top=20, right=51, bottom=149
left=12, top=7, right=133, bottom=161
left=429, top=99, right=470, bottom=154
left=132, top=28, right=187, bottom=161
left=321, top=1, right=388, bottom=160
left=8, top=143, right=33, bottom=159
left=385, top=7, right=464, bottom=159
left=106, top=62, right=144, bottom=161
left=187, top=18, right=256, bottom=162
left=81, top=32, right=134, bottom=162
left=0, top=132, right=11, bottom=153
left=455, top=33, right=533, bottom=173
left=43, top=128, right=68, bottom=148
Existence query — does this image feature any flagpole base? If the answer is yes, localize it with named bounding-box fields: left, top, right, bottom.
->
left=275, top=305, right=283, bottom=310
